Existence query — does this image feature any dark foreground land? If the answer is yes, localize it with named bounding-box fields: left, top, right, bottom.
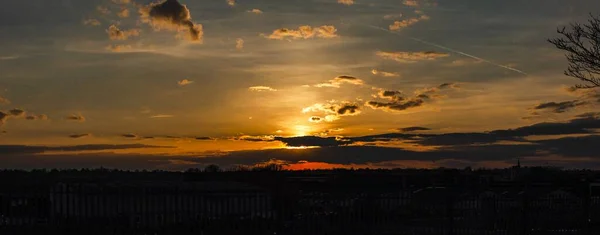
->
left=2, top=166, right=600, bottom=235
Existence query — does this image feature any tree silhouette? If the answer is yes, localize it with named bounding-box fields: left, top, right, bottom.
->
left=549, top=14, right=600, bottom=88
left=203, top=164, right=221, bottom=173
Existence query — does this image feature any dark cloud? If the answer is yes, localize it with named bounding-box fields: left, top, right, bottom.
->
left=533, top=100, right=587, bottom=113
left=8, top=108, right=25, bottom=117
left=274, top=136, right=350, bottom=147
left=399, top=126, right=431, bottom=132
left=26, top=114, right=48, bottom=120
left=234, top=135, right=276, bottom=142
left=0, top=144, right=171, bottom=155
left=368, top=83, right=458, bottom=112
left=65, top=114, right=85, bottom=122
left=303, top=101, right=362, bottom=122
left=366, top=99, right=425, bottom=111
left=195, top=136, right=215, bottom=141
left=309, top=116, right=322, bottom=123
left=337, top=104, right=360, bottom=115
left=121, top=133, right=138, bottom=138
left=69, top=134, right=91, bottom=139
left=315, top=75, right=364, bottom=88
left=0, top=111, right=8, bottom=125
left=140, top=0, right=203, bottom=42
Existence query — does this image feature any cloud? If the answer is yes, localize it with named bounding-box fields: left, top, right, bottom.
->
left=236, top=38, right=244, bottom=50
left=309, top=116, right=323, bottom=123
left=368, top=83, right=457, bottom=112
left=372, top=69, right=400, bottom=77
left=247, top=9, right=263, bottom=14
left=303, top=101, right=361, bottom=123
left=150, top=114, right=174, bottom=118
left=178, top=79, right=193, bottom=86
left=264, top=25, right=338, bottom=40
left=65, top=114, right=85, bottom=122
left=195, top=136, right=215, bottom=141
left=249, top=86, right=277, bottom=92
left=337, top=0, right=354, bottom=5
left=389, top=14, right=430, bottom=31
left=69, top=134, right=91, bottom=139
left=97, top=6, right=111, bottom=15
left=105, top=44, right=134, bottom=52
left=376, top=51, right=449, bottom=63
left=399, top=126, right=431, bottom=132
left=448, top=59, right=483, bottom=66
left=117, top=8, right=130, bottom=18
left=140, top=0, right=204, bottom=42
left=315, top=75, right=364, bottom=88
left=275, top=136, right=350, bottom=147
left=234, top=135, right=276, bottom=142
left=8, top=108, right=24, bottom=117
left=83, top=18, right=101, bottom=26
left=26, top=114, right=48, bottom=120
left=336, top=104, right=360, bottom=115
left=106, top=25, right=140, bottom=40
left=227, top=0, right=235, bottom=7
left=0, top=96, right=8, bottom=105
left=366, top=99, right=425, bottom=112
left=403, top=0, right=419, bottom=7
left=384, top=14, right=403, bottom=20
left=0, top=144, right=170, bottom=155
left=0, top=111, right=8, bottom=125
left=121, top=133, right=138, bottom=138
left=533, top=100, right=587, bottom=113
left=112, top=0, right=131, bottom=4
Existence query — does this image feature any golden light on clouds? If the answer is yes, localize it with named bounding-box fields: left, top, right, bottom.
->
left=337, top=0, right=354, bottom=5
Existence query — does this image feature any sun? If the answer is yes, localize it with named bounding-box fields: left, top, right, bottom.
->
left=294, top=125, right=311, bottom=136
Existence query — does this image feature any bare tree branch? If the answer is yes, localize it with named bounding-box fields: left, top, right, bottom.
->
left=549, top=14, right=600, bottom=89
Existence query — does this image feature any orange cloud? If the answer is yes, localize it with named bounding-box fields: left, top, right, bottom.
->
left=264, top=25, right=338, bottom=40
left=106, top=25, right=140, bottom=40
left=249, top=86, right=277, bottom=92
left=389, top=14, right=429, bottom=30
left=337, top=0, right=354, bottom=5
left=247, top=9, right=263, bottom=14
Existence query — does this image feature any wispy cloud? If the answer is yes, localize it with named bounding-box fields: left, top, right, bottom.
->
left=315, top=76, right=364, bottom=88
left=106, top=25, right=140, bottom=40
left=69, top=133, right=91, bottom=139
left=371, top=69, right=400, bottom=77
left=236, top=38, right=244, bottom=50
left=150, top=114, right=174, bottom=118
left=338, top=0, right=354, bottom=5
left=376, top=51, right=449, bottom=63
left=247, top=9, right=263, bottom=14
left=65, top=114, right=86, bottom=122
left=178, top=79, right=194, bottom=86
left=249, top=86, right=277, bottom=92
left=82, top=18, right=101, bottom=26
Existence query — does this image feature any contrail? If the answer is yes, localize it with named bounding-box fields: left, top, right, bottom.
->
left=358, top=23, right=528, bottom=75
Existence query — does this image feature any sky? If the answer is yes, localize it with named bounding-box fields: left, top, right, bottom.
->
left=1, top=0, right=599, bottom=170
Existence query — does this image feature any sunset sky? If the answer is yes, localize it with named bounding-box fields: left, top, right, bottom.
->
left=1, top=0, right=599, bottom=170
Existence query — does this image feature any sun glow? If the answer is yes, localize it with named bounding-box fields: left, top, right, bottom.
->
left=294, top=125, right=311, bottom=136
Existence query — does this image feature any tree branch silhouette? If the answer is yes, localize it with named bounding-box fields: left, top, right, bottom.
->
left=549, top=14, right=600, bottom=88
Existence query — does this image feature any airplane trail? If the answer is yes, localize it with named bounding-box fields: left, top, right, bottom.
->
left=358, top=23, right=528, bottom=76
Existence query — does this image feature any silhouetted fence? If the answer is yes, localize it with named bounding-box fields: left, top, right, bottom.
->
left=2, top=183, right=600, bottom=235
